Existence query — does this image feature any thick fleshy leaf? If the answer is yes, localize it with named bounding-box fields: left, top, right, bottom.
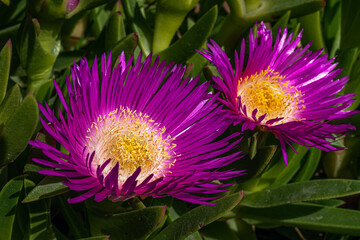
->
left=233, top=145, right=277, bottom=190
left=53, top=225, right=70, bottom=240
left=157, top=6, right=217, bottom=63
left=105, top=11, right=126, bottom=50
left=200, top=221, right=240, bottom=240
left=235, top=202, right=360, bottom=236
left=1, top=0, right=10, bottom=6
left=24, top=179, right=56, bottom=240
left=341, top=0, right=360, bottom=50
left=0, top=176, right=24, bottom=240
left=0, top=94, right=38, bottom=168
left=335, top=48, right=358, bottom=80
left=0, top=167, right=7, bottom=189
left=309, top=199, right=344, bottom=207
left=344, top=49, right=360, bottom=110
left=110, top=33, right=138, bottom=62
left=57, top=196, right=88, bottom=238
left=0, top=85, right=20, bottom=126
left=78, top=237, right=109, bottom=240
left=271, top=10, right=291, bottom=39
left=22, top=176, right=69, bottom=203
left=0, top=39, right=11, bottom=104
left=88, top=206, right=166, bottom=240
left=0, top=1, right=25, bottom=33
left=185, top=232, right=202, bottom=240
left=54, top=50, right=84, bottom=70
left=66, top=0, right=109, bottom=18
left=13, top=195, right=29, bottom=240
left=242, top=144, right=308, bottom=191
left=249, top=145, right=277, bottom=178
left=16, top=15, right=56, bottom=100
left=298, top=11, right=326, bottom=51
left=203, top=65, right=221, bottom=81
left=261, top=144, right=308, bottom=187
left=322, top=137, right=360, bottom=179
left=292, top=148, right=322, bottom=182
left=123, top=0, right=153, bottom=55
left=86, top=5, right=112, bottom=39
left=244, top=0, right=325, bottom=21
left=153, top=192, right=243, bottom=240
left=240, top=179, right=360, bottom=208
left=16, top=15, right=38, bottom=71
left=152, top=0, right=199, bottom=53
left=323, top=0, right=341, bottom=53
left=186, top=49, right=208, bottom=77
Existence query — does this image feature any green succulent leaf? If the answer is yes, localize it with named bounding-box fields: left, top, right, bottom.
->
left=240, top=179, right=360, bottom=208
left=17, top=15, right=57, bottom=100
left=272, top=10, right=291, bottom=38
left=123, top=0, right=153, bottom=56
left=249, top=145, right=277, bottom=179
left=22, top=176, right=69, bottom=203
left=153, top=192, right=243, bottom=240
left=0, top=94, right=38, bottom=168
left=105, top=11, right=126, bottom=50
left=57, top=196, right=89, bottom=239
left=341, top=0, right=360, bottom=50
left=24, top=179, right=56, bottom=240
left=110, top=33, right=138, bottom=63
left=200, top=221, right=240, bottom=240
left=309, top=199, right=344, bottom=207
left=298, top=11, right=326, bottom=51
left=54, top=50, right=84, bottom=70
left=66, top=0, right=109, bottom=18
left=236, top=202, right=360, bottom=236
left=323, top=0, right=341, bottom=53
left=244, top=0, right=325, bottom=21
left=0, top=84, right=21, bottom=126
left=78, top=237, right=109, bottom=240
left=1, top=0, right=10, bottom=6
left=152, top=0, right=199, bottom=53
left=242, top=144, right=308, bottom=191
left=88, top=205, right=166, bottom=240
left=0, top=176, right=24, bottom=240
left=17, top=15, right=37, bottom=72
left=292, top=148, right=322, bottom=182
left=262, top=144, right=308, bottom=187
left=156, top=6, right=217, bottom=63
left=0, top=39, right=11, bottom=104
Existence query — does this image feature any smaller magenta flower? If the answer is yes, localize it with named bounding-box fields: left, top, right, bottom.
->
left=30, top=52, right=244, bottom=204
left=199, top=22, right=358, bottom=164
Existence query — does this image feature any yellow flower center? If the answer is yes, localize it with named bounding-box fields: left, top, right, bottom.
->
left=86, top=107, right=176, bottom=183
left=238, top=68, right=304, bottom=124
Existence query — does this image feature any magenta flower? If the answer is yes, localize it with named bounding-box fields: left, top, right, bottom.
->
left=199, top=22, right=358, bottom=164
left=30, top=52, right=244, bottom=204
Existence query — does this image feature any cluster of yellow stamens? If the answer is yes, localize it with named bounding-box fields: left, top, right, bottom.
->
left=86, top=107, right=176, bottom=183
left=238, top=67, right=305, bottom=124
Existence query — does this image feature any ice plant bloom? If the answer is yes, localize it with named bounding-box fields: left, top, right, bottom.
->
left=30, top=52, right=244, bottom=204
left=199, top=22, right=358, bottom=164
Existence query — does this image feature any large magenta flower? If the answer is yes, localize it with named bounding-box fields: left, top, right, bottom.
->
left=30, top=53, right=244, bottom=204
left=199, top=22, right=358, bottom=164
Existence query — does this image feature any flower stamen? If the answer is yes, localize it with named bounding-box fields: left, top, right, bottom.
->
left=238, top=68, right=305, bottom=124
left=86, top=106, right=176, bottom=183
